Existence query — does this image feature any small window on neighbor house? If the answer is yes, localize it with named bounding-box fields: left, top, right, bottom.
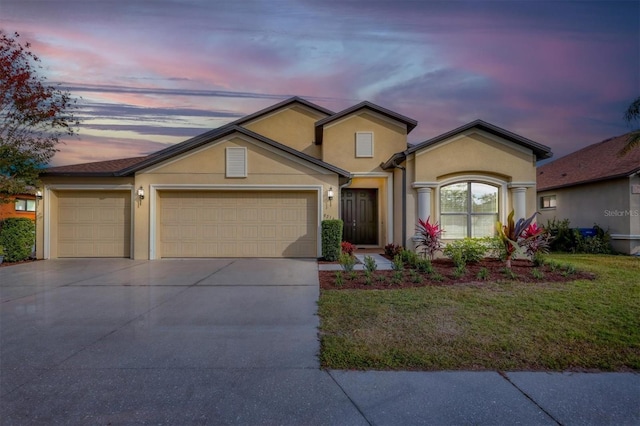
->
left=226, top=147, right=247, bottom=178
left=355, top=132, right=374, bottom=157
left=541, top=195, right=556, bottom=209
left=14, top=199, right=36, bottom=212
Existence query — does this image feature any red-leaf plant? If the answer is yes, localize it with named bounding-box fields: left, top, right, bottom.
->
left=341, top=241, right=356, bottom=256
left=415, top=216, right=444, bottom=260
left=496, top=210, right=545, bottom=268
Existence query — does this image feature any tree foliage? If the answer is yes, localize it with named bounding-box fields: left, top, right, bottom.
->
left=621, top=95, right=640, bottom=156
left=0, top=30, right=79, bottom=199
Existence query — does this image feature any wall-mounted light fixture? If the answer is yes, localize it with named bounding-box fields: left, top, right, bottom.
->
left=327, top=187, right=334, bottom=201
left=137, top=186, right=145, bottom=200
left=35, top=190, right=43, bottom=200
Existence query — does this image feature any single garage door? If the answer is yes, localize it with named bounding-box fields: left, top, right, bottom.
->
left=160, top=191, right=317, bottom=258
left=57, top=191, right=131, bottom=257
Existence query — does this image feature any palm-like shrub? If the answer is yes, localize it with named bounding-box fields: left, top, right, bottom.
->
left=415, top=216, right=443, bottom=260
left=496, top=210, right=545, bottom=268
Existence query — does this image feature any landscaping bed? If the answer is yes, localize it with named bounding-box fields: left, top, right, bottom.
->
left=319, top=257, right=594, bottom=290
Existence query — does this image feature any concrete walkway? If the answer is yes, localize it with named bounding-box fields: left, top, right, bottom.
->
left=1, top=259, right=638, bottom=425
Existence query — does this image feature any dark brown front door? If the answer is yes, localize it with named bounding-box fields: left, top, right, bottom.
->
left=341, top=189, right=378, bottom=245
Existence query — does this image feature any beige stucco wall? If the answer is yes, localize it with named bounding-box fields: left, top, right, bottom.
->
left=241, top=105, right=325, bottom=158
left=321, top=111, right=407, bottom=172
left=538, top=176, right=639, bottom=255
left=134, top=134, right=339, bottom=259
left=402, top=131, right=538, bottom=248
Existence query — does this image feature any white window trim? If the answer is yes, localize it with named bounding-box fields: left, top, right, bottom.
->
left=540, top=195, right=557, bottom=209
left=226, top=147, right=247, bottom=178
left=435, top=175, right=508, bottom=240
left=355, top=132, right=374, bottom=158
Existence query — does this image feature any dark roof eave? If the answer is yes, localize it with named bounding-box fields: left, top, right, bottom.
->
left=41, top=171, right=124, bottom=178
left=118, top=125, right=350, bottom=178
left=232, top=96, right=334, bottom=127
left=406, top=120, right=553, bottom=160
left=314, top=101, right=418, bottom=145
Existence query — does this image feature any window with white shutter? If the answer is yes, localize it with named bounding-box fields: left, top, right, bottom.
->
left=226, top=147, right=247, bottom=177
left=355, top=132, right=374, bottom=157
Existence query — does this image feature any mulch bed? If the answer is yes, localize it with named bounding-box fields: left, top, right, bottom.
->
left=0, top=259, right=39, bottom=268
left=319, top=258, right=595, bottom=290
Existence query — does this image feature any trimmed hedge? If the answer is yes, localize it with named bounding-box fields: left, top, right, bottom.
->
left=321, top=219, right=343, bottom=261
left=0, top=217, right=35, bottom=262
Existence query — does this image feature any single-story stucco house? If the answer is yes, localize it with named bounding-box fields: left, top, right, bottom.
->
left=537, top=133, right=640, bottom=255
left=35, top=97, right=552, bottom=259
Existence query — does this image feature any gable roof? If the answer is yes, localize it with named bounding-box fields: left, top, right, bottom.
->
left=537, top=133, right=640, bottom=191
left=231, top=96, right=334, bottom=127
left=43, top=125, right=350, bottom=178
left=314, top=101, right=418, bottom=144
left=382, top=119, right=552, bottom=169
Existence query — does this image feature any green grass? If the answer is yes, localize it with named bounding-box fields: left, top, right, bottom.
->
left=318, top=254, right=640, bottom=371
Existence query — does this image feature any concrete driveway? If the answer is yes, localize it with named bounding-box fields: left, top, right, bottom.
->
left=1, top=259, right=638, bottom=425
left=0, top=258, right=362, bottom=424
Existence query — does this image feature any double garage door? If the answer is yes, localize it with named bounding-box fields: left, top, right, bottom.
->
left=159, top=191, right=317, bottom=258
left=56, top=190, right=317, bottom=258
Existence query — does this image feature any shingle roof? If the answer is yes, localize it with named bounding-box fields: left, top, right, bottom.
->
left=43, top=126, right=351, bottom=178
left=382, top=119, right=552, bottom=169
left=537, top=133, right=640, bottom=191
left=314, top=101, right=418, bottom=144
left=42, top=156, right=150, bottom=176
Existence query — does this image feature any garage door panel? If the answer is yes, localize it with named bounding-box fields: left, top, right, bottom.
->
left=160, top=191, right=317, bottom=258
left=57, top=191, right=131, bottom=258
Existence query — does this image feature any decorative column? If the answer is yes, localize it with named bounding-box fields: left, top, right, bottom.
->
left=417, top=187, right=432, bottom=222
left=511, top=187, right=527, bottom=220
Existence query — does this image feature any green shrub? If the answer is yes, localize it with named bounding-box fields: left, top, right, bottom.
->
left=416, top=258, right=433, bottom=274
left=482, top=236, right=508, bottom=261
left=404, top=250, right=420, bottom=268
left=392, top=254, right=404, bottom=271
left=321, top=220, right=343, bottom=261
left=546, top=218, right=576, bottom=252
left=443, top=238, right=487, bottom=266
left=0, top=218, right=35, bottom=262
left=363, top=255, right=377, bottom=273
left=546, top=218, right=613, bottom=254
left=477, top=267, right=489, bottom=280
left=338, top=252, right=356, bottom=272
left=531, top=268, right=544, bottom=280
left=334, top=271, right=343, bottom=287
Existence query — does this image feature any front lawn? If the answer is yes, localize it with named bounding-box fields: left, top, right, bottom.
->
left=318, top=254, right=640, bottom=371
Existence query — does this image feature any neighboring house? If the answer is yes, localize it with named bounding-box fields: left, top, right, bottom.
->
left=537, top=134, right=640, bottom=255
left=35, top=97, right=552, bottom=259
left=0, top=194, right=37, bottom=222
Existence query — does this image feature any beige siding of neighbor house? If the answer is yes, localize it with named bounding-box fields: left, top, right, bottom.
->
left=133, top=134, right=339, bottom=259
left=401, top=131, right=538, bottom=248
left=538, top=176, right=639, bottom=255
left=321, top=111, right=407, bottom=172
left=241, top=105, right=326, bottom=158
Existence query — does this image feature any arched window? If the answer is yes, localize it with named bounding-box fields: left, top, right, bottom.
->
left=440, top=182, right=498, bottom=239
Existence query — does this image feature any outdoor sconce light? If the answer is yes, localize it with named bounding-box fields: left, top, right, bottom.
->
left=35, top=190, right=43, bottom=200
left=327, top=187, right=334, bottom=201
left=137, top=186, right=145, bottom=200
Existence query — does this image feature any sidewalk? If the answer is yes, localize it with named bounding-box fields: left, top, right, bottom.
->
left=329, top=370, right=639, bottom=425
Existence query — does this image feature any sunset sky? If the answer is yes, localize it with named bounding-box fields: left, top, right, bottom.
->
left=1, top=0, right=638, bottom=166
